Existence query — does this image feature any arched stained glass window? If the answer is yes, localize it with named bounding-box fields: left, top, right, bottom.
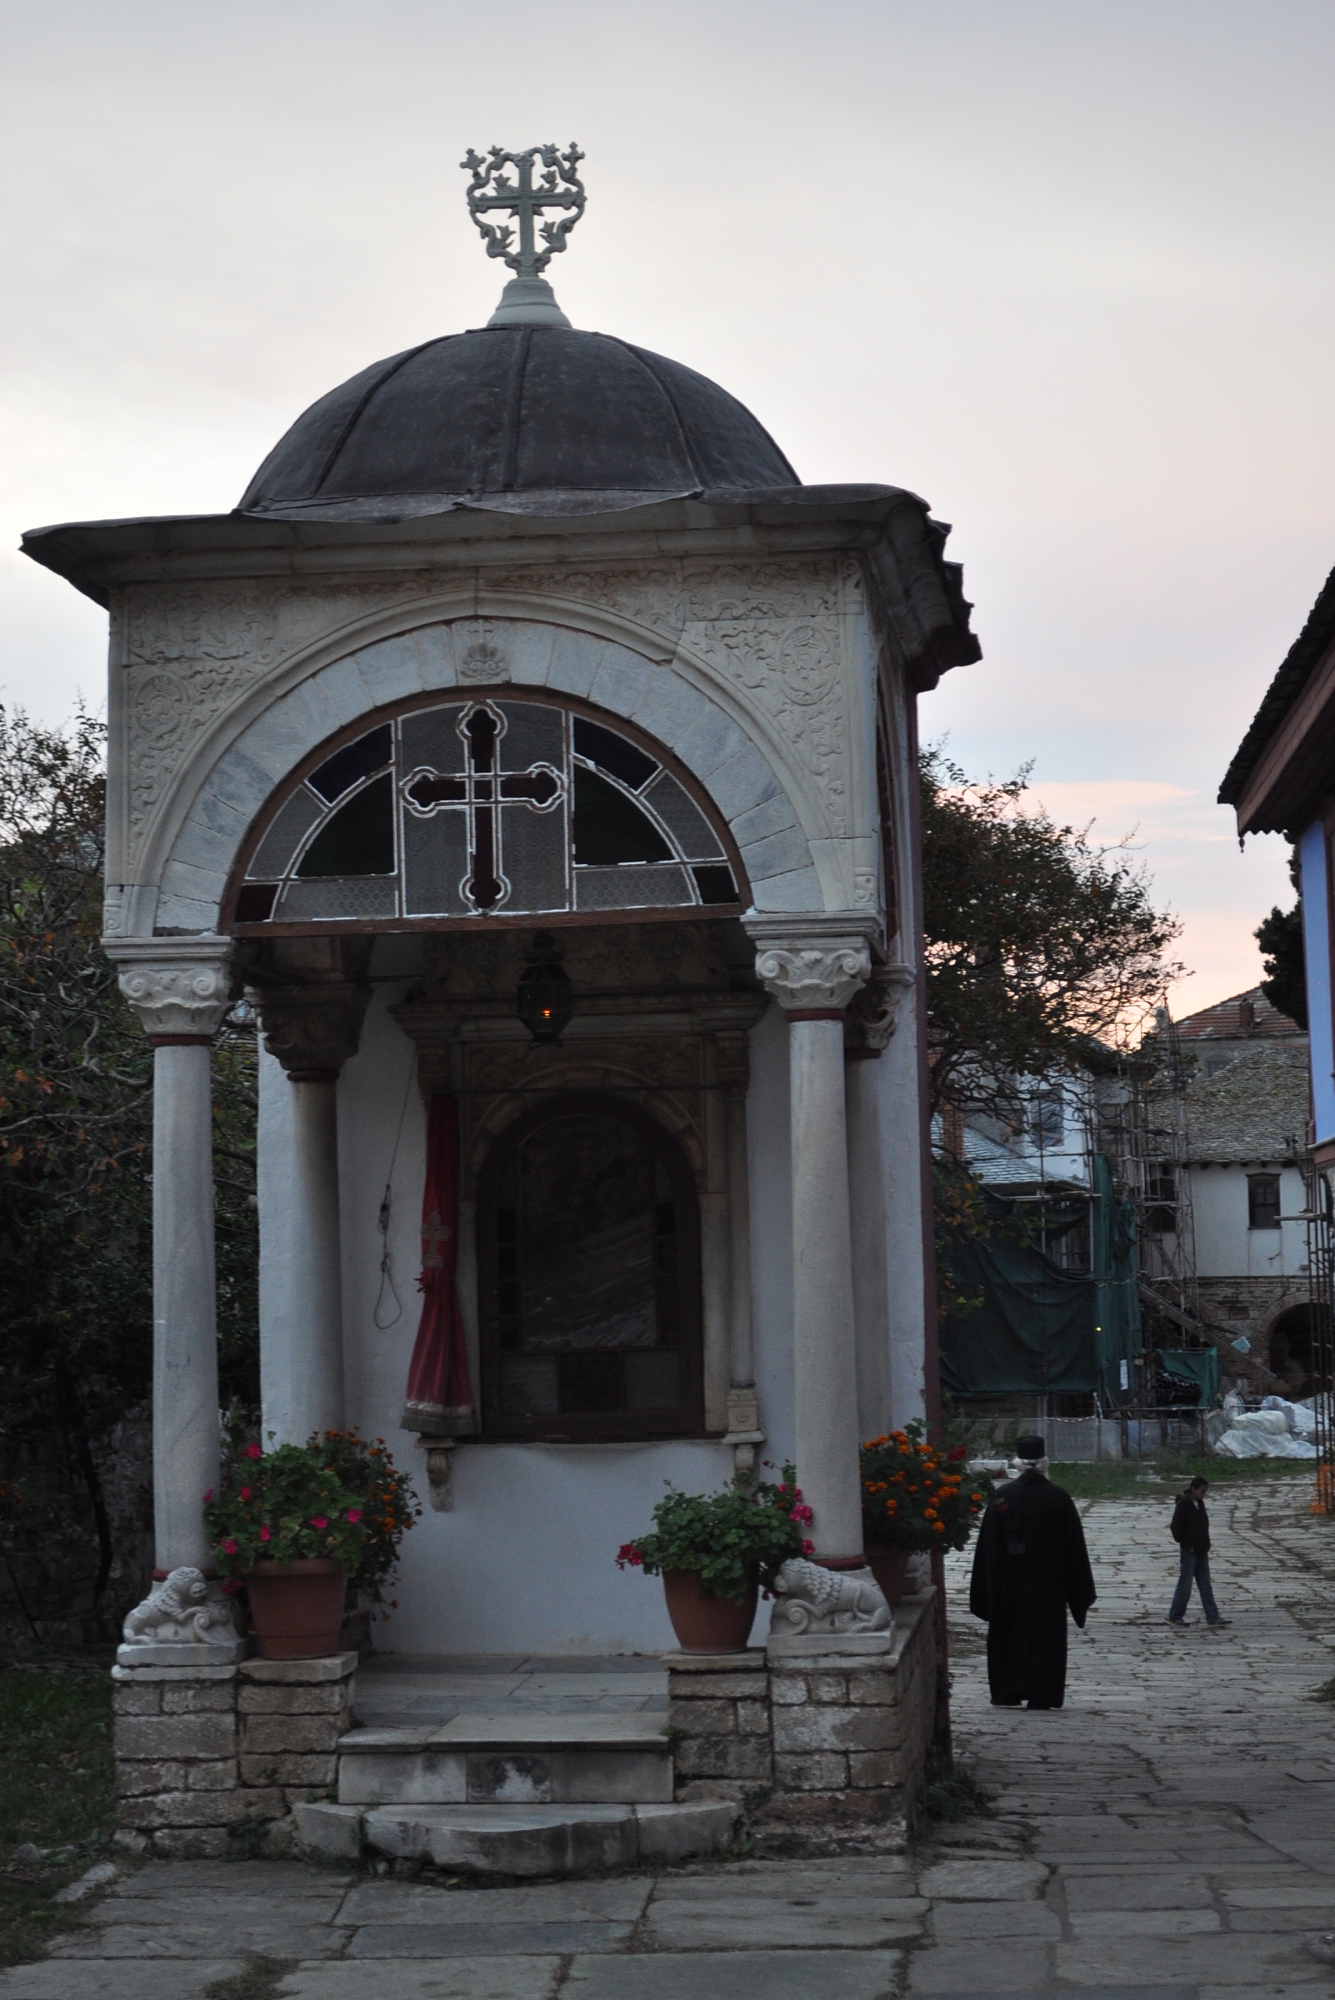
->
left=232, top=697, right=740, bottom=928
left=476, top=1095, right=704, bottom=1441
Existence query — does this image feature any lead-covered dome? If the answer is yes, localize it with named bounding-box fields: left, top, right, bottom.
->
left=237, top=325, right=799, bottom=524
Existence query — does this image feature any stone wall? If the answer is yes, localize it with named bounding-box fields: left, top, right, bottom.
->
left=113, top=1651, right=356, bottom=1857
left=667, top=1592, right=936, bottom=1845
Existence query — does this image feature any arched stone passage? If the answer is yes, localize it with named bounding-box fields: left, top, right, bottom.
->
left=1268, top=1302, right=1332, bottom=1395
left=151, top=616, right=825, bottom=935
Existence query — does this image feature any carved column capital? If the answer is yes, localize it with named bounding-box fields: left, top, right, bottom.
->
left=105, top=939, right=235, bottom=1042
left=845, top=963, right=916, bottom=1059
left=249, top=981, right=372, bottom=1080
left=744, top=914, right=880, bottom=1017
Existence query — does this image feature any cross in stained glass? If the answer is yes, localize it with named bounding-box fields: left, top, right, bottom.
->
left=402, top=703, right=565, bottom=912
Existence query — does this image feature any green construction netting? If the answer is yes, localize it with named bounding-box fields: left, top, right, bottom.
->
left=1157, top=1348, right=1220, bottom=1407
left=939, top=1155, right=1143, bottom=1402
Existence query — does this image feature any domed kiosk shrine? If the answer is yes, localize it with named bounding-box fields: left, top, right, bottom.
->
left=24, top=144, right=979, bottom=1867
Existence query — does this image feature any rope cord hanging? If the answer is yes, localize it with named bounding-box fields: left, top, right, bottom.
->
left=373, top=1053, right=418, bottom=1330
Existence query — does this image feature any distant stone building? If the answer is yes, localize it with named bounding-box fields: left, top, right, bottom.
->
left=1163, top=989, right=1313, bottom=1392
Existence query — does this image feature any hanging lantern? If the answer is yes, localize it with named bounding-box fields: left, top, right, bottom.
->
left=517, top=933, right=574, bottom=1045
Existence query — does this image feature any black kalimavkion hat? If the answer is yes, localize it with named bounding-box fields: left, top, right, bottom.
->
left=1015, top=1435, right=1046, bottom=1460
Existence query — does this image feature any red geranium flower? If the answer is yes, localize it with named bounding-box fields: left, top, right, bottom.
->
left=239, top=1486, right=252, bottom=1501
left=311, top=1516, right=328, bottom=1530
left=244, top=1443, right=262, bottom=1460
left=259, top=1525, right=272, bottom=1542
left=222, top=1538, right=238, bottom=1555
left=346, top=1508, right=362, bottom=1523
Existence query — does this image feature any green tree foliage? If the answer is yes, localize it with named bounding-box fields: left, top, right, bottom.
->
left=920, top=747, right=1183, bottom=1119
left=1255, top=847, right=1307, bottom=1029
left=0, top=708, right=257, bottom=1623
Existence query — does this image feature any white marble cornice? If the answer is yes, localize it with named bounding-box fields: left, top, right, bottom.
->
left=104, top=938, right=234, bottom=1040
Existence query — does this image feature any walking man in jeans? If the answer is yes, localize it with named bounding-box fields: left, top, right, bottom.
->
left=1169, top=1475, right=1231, bottom=1628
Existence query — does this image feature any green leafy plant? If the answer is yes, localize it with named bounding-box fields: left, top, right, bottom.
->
left=204, top=1442, right=368, bottom=1577
left=304, top=1431, right=421, bottom=1607
left=616, top=1468, right=813, bottom=1604
left=861, top=1422, right=990, bottom=1553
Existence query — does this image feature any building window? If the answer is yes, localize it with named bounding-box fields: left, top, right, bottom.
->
left=232, top=697, right=740, bottom=929
left=1146, top=1162, right=1177, bottom=1235
left=477, top=1094, right=703, bottom=1442
left=1028, top=1089, right=1064, bottom=1146
left=1248, top=1173, right=1282, bottom=1230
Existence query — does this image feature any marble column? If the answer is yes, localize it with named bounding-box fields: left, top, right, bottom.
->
left=844, top=965, right=919, bottom=1438
left=107, top=939, right=241, bottom=1663
left=250, top=973, right=371, bottom=1445
left=747, top=922, right=873, bottom=1563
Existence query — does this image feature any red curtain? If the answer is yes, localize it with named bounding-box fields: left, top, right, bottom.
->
left=402, top=1095, right=473, bottom=1430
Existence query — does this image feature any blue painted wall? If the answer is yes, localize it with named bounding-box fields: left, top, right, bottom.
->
left=1299, top=819, right=1335, bottom=1143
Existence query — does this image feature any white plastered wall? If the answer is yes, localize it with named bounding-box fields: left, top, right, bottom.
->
left=326, top=988, right=806, bottom=1655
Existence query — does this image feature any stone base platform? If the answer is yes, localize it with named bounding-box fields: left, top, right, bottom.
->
left=297, top=1797, right=739, bottom=1873
left=669, top=1590, right=937, bottom=1847
left=113, top=1650, right=357, bottom=1858
left=337, top=1712, right=673, bottom=1806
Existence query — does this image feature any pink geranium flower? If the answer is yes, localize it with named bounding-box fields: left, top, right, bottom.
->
left=346, top=1508, right=362, bottom=1523
left=311, top=1516, right=328, bottom=1530
left=222, top=1539, right=238, bottom=1555
left=239, top=1487, right=252, bottom=1501
left=801, top=1539, right=815, bottom=1555
left=792, top=1503, right=813, bottom=1524
left=259, top=1525, right=272, bottom=1542
left=244, top=1443, right=262, bottom=1460
left=203, top=1489, right=213, bottom=1503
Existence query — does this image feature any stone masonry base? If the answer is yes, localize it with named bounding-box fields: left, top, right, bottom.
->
left=113, top=1650, right=357, bottom=1858
left=667, top=1590, right=936, bottom=1848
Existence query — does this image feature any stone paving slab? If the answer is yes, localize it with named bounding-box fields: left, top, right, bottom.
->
left=641, top=1902, right=924, bottom=1948
left=279, top=1962, right=562, bottom=1998
left=907, top=1940, right=1053, bottom=1990
left=561, top=1952, right=905, bottom=1997
left=50, top=1919, right=350, bottom=1958
left=0, top=1967, right=245, bottom=2000
left=336, top=1877, right=651, bottom=1924
left=347, top=1919, right=636, bottom=1955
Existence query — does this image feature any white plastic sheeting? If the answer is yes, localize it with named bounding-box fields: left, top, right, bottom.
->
left=1214, top=1397, right=1319, bottom=1459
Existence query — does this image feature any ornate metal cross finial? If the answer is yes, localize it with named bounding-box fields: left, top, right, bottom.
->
left=460, top=143, right=586, bottom=330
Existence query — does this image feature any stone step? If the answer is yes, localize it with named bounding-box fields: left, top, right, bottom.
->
left=337, top=1711, right=673, bottom=1807
left=298, top=1798, right=739, bottom=1875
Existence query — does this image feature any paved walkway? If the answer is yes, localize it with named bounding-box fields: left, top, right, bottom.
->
left=5, top=1477, right=1335, bottom=1998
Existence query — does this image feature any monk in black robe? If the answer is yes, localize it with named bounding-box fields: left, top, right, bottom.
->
left=969, top=1435, right=1096, bottom=1710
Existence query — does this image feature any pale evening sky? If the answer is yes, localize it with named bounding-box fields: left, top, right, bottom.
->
left=3, top=0, right=1330, bottom=1017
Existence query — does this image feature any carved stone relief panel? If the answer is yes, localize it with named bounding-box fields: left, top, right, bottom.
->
left=119, top=577, right=435, bottom=851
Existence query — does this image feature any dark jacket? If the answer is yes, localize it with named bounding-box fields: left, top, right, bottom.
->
left=1171, top=1492, right=1210, bottom=1555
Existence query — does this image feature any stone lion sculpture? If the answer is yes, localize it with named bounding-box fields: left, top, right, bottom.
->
left=768, top=1557, right=892, bottom=1636
left=121, top=1566, right=239, bottom=1646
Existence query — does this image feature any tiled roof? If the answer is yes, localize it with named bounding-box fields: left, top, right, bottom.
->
left=1183, top=1045, right=1310, bottom=1162
left=1220, top=561, right=1335, bottom=808
left=1170, top=987, right=1304, bottom=1043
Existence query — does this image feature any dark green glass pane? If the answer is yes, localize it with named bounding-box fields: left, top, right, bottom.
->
left=297, top=772, right=395, bottom=878
left=573, top=766, right=672, bottom=866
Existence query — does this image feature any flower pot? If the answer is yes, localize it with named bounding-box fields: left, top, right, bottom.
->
left=662, top=1568, right=758, bottom=1653
left=245, top=1558, right=348, bottom=1659
left=864, top=1543, right=913, bottom=1607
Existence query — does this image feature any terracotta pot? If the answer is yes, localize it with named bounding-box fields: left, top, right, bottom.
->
left=864, top=1543, right=913, bottom=1607
left=245, top=1558, right=348, bottom=1659
left=662, top=1568, right=758, bottom=1653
